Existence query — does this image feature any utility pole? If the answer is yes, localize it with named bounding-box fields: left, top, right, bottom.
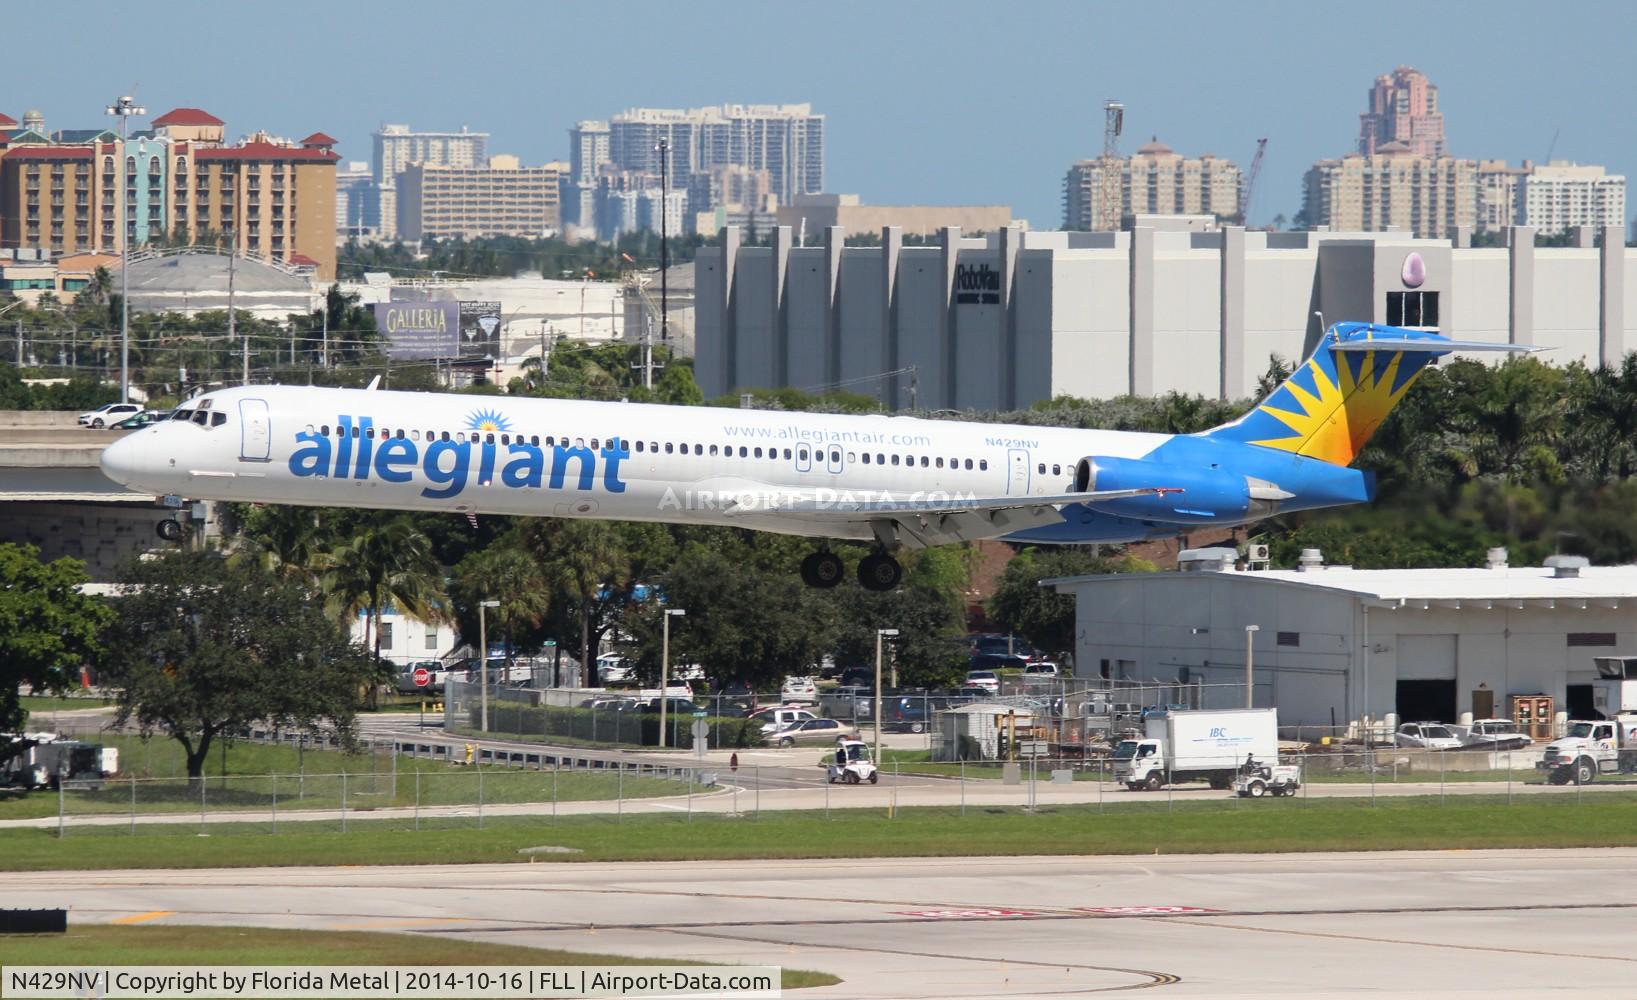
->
left=226, top=231, right=243, bottom=384
left=107, top=95, right=146, bottom=404
left=320, top=293, right=329, bottom=369
left=656, top=137, right=670, bottom=345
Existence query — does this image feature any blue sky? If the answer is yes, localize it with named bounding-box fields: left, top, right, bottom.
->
left=7, top=0, right=1633, bottom=228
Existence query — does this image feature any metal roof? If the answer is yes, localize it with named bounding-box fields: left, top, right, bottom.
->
left=1043, top=565, right=1637, bottom=608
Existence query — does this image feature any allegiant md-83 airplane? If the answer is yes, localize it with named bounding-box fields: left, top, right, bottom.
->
left=100, top=322, right=1523, bottom=591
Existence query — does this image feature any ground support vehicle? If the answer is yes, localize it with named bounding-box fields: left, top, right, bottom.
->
left=1233, top=760, right=1302, bottom=797
left=1537, top=717, right=1637, bottom=784
left=825, top=739, right=879, bottom=784
left=1, top=735, right=117, bottom=790
left=1113, top=708, right=1280, bottom=791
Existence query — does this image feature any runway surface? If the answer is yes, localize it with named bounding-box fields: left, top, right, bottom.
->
left=9, top=849, right=1634, bottom=998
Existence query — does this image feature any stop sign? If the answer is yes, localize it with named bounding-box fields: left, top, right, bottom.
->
left=412, top=666, right=432, bottom=688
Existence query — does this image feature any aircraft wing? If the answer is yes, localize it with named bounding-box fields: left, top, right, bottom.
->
left=736, top=487, right=1174, bottom=517
left=718, top=485, right=1178, bottom=548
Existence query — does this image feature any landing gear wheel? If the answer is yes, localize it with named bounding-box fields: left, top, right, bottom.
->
left=801, top=552, right=845, bottom=589
left=857, top=552, right=903, bottom=591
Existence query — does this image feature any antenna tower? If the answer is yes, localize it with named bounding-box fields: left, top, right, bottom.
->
left=1098, top=100, right=1125, bottom=231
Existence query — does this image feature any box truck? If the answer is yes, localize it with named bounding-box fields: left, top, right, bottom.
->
left=1113, top=708, right=1280, bottom=791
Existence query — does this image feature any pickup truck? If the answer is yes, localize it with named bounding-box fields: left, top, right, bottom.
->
left=1449, top=718, right=1532, bottom=750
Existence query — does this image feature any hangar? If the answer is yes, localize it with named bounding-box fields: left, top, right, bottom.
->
left=1044, top=547, right=1637, bottom=733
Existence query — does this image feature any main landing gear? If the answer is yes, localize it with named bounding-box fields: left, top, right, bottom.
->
left=799, top=550, right=903, bottom=591
left=800, top=551, right=845, bottom=588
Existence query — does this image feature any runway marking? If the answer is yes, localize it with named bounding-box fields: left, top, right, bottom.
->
left=1079, top=906, right=1219, bottom=916
left=331, top=918, right=474, bottom=930
left=644, top=925, right=1181, bottom=994
left=892, top=908, right=1040, bottom=919
left=110, top=910, right=173, bottom=925
left=1175, top=916, right=1637, bottom=964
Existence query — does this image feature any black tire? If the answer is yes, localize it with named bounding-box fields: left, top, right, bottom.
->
left=910, top=722, right=925, bottom=734
left=868, top=771, right=879, bottom=784
left=803, top=552, right=844, bottom=589
left=1575, top=758, right=1597, bottom=785
left=1247, top=779, right=1267, bottom=798
left=778, top=737, right=794, bottom=748
left=91, top=418, right=104, bottom=428
left=1143, top=772, right=1164, bottom=792
left=1208, top=774, right=1230, bottom=790
left=846, top=771, right=860, bottom=784
left=1548, top=768, right=1571, bottom=786
left=857, top=553, right=903, bottom=592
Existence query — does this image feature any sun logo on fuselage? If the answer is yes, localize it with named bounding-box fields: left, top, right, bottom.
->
left=465, top=408, right=511, bottom=434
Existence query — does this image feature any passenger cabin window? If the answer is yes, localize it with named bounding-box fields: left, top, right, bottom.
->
left=979, top=459, right=988, bottom=471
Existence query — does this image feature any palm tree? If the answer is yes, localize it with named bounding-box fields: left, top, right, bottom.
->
left=233, top=505, right=329, bottom=583
left=455, top=545, right=550, bottom=669
left=521, top=519, right=627, bottom=674
left=319, top=515, right=449, bottom=688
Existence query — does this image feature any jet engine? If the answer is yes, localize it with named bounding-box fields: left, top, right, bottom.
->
left=1074, top=456, right=1290, bottom=524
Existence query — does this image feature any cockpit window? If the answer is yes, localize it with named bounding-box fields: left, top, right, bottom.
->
left=172, top=409, right=193, bottom=422
left=192, top=410, right=209, bottom=426
left=211, top=413, right=226, bottom=428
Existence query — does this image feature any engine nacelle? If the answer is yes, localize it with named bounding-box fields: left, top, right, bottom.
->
left=1074, top=456, right=1287, bottom=525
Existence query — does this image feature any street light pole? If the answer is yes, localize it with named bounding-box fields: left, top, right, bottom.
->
left=655, top=137, right=670, bottom=346
left=106, top=95, right=145, bottom=405
left=874, top=628, right=899, bottom=762
left=479, top=599, right=499, bottom=731
left=1244, top=625, right=1260, bottom=709
left=660, top=608, right=686, bottom=749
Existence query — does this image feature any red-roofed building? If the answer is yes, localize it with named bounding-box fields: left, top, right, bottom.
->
left=152, top=108, right=225, bottom=145
left=0, top=112, right=16, bottom=127
left=0, top=105, right=336, bottom=278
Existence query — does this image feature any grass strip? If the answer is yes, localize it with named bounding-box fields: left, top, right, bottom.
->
left=2, top=794, right=1633, bottom=872
left=0, top=926, right=837, bottom=990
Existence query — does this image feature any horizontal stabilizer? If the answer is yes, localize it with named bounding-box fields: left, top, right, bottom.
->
left=1330, top=338, right=1536, bottom=354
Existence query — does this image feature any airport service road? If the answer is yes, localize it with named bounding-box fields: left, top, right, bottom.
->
left=11, top=849, right=1636, bottom=999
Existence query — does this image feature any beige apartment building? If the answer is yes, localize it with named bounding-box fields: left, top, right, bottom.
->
left=1063, top=140, right=1241, bottom=230
left=0, top=107, right=339, bottom=279
left=1302, top=147, right=1476, bottom=238
left=395, top=156, right=563, bottom=241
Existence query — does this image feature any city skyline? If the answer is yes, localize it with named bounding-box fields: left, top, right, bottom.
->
left=5, top=0, right=1633, bottom=231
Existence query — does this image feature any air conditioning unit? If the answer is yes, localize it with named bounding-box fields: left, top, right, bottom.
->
left=1246, top=543, right=1271, bottom=562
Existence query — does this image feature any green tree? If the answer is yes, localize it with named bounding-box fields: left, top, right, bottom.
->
left=521, top=519, right=630, bottom=669
left=98, top=550, right=377, bottom=780
left=0, top=545, right=112, bottom=736
left=454, top=543, right=550, bottom=666
left=831, top=548, right=971, bottom=689
left=988, top=547, right=1156, bottom=660
left=319, top=515, right=449, bottom=670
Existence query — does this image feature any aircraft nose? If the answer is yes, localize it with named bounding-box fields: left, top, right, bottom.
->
left=99, top=431, right=147, bottom=487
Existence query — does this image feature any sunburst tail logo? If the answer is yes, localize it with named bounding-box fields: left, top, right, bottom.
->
left=1206, top=324, right=1440, bottom=467
left=465, top=407, right=511, bottom=434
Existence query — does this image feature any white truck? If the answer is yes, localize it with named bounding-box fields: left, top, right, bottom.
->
left=1113, top=708, right=1281, bottom=791
left=1537, top=656, right=1637, bottom=785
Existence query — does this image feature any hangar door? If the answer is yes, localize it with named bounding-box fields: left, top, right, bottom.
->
left=1396, top=634, right=1457, bottom=722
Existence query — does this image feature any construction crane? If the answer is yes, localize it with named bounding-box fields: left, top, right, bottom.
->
left=1240, top=138, right=1267, bottom=227
left=1098, top=100, right=1124, bottom=231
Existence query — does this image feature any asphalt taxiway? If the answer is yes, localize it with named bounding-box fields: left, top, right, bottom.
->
left=9, top=849, right=1633, bottom=998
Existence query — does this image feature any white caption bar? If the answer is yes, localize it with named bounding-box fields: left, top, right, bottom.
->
left=2, top=966, right=782, bottom=999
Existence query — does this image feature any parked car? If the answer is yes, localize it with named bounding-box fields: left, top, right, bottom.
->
left=78, top=402, right=143, bottom=428
left=968, top=634, right=1042, bottom=661
left=639, top=696, right=701, bottom=716
left=393, top=660, right=448, bottom=695
left=781, top=675, right=818, bottom=703
left=964, top=670, right=1001, bottom=693
left=110, top=411, right=160, bottom=430
left=969, top=652, right=1029, bottom=672
left=753, top=706, right=818, bottom=735
left=767, top=717, right=856, bottom=747
left=1395, top=722, right=1463, bottom=750
left=596, top=654, right=633, bottom=684
left=957, top=685, right=995, bottom=699
left=1451, top=718, right=1532, bottom=750
left=1022, top=662, right=1061, bottom=682
left=888, top=696, right=931, bottom=733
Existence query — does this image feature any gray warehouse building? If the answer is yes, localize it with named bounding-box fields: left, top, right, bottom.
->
left=694, top=222, right=1634, bottom=409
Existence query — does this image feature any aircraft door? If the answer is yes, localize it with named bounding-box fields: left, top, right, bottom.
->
left=795, top=444, right=813, bottom=473
left=239, top=398, right=271, bottom=462
left=1006, top=448, right=1030, bottom=495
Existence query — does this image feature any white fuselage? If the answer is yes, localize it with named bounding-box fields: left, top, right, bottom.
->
left=100, top=385, right=1170, bottom=542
